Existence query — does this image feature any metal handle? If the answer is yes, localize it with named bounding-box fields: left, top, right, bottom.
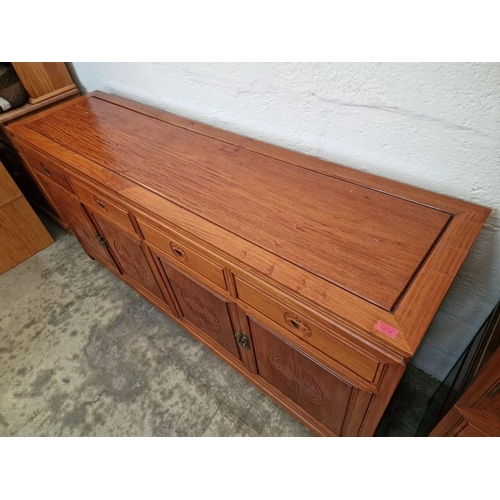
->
left=95, top=233, right=107, bottom=248
left=235, top=331, right=251, bottom=350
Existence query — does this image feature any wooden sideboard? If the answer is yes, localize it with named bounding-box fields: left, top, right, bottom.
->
left=6, top=91, right=490, bottom=436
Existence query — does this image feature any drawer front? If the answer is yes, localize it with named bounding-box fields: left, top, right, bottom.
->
left=20, top=148, right=74, bottom=193
left=138, top=218, right=227, bottom=291
left=234, top=275, right=380, bottom=383
left=72, top=180, right=135, bottom=233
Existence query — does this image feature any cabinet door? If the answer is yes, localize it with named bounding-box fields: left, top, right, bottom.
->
left=39, top=176, right=115, bottom=266
left=249, top=319, right=362, bottom=436
left=92, top=214, right=166, bottom=302
left=159, top=258, right=240, bottom=360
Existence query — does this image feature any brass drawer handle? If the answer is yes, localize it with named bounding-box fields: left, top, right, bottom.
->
left=284, top=312, right=311, bottom=337
left=170, top=242, right=187, bottom=261
left=40, top=162, right=52, bottom=177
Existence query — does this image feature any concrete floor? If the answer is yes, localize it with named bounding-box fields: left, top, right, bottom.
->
left=0, top=215, right=439, bottom=437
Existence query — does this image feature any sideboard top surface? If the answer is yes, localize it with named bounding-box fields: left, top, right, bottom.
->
left=17, top=95, right=452, bottom=310
left=8, top=91, right=490, bottom=355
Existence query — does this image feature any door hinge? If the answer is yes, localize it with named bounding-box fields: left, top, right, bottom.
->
left=95, top=233, right=107, bottom=248
left=235, top=330, right=251, bottom=350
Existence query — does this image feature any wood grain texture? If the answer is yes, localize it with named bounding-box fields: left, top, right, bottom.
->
left=138, top=218, right=227, bottom=291
left=0, top=158, right=22, bottom=204
left=161, top=260, right=241, bottom=359
left=23, top=96, right=451, bottom=310
left=93, top=214, right=165, bottom=302
left=234, top=274, right=381, bottom=383
left=11, top=63, right=76, bottom=104
left=39, top=176, right=115, bottom=267
left=5, top=91, right=491, bottom=436
left=250, top=319, right=357, bottom=436
left=7, top=92, right=489, bottom=358
left=0, top=88, right=80, bottom=125
left=0, top=161, right=53, bottom=274
left=71, top=179, right=136, bottom=233
left=20, top=146, right=74, bottom=193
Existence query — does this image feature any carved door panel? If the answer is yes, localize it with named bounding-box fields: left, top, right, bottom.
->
left=159, top=259, right=240, bottom=360
left=39, top=177, right=115, bottom=267
left=249, top=319, right=358, bottom=436
left=92, top=214, right=166, bottom=302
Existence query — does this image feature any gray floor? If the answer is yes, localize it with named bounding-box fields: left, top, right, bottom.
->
left=0, top=215, right=439, bottom=437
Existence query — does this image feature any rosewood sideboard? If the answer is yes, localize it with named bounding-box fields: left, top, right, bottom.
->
left=6, top=91, right=490, bottom=436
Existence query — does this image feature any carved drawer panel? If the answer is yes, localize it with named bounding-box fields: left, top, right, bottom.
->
left=235, top=275, right=380, bottom=383
left=71, top=180, right=136, bottom=233
left=138, top=218, right=227, bottom=291
left=19, top=146, right=74, bottom=194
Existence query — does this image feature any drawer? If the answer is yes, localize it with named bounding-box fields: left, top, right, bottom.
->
left=71, top=180, right=135, bottom=233
left=20, top=148, right=74, bottom=194
left=234, top=275, right=381, bottom=383
left=138, top=218, right=227, bottom=291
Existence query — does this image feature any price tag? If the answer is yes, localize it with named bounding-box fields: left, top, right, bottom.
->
left=375, top=321, right=399, bottom=338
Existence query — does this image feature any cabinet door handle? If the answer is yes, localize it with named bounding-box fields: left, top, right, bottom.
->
left=235, top=331, right=251, bottom=350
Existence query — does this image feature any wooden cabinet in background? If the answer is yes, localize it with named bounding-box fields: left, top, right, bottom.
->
left=6, top=91, right=490, bottom=436
left=431, top=345, right=500, bottom=437
left=0, top=160, right=53, bottom=274
left=430, top=306, right=500, bottom=437
left=0, top=62, right=79, bottom=227
left=11, top=63, right=78, bottom=106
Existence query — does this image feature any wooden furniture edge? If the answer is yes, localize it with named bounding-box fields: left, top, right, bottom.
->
left=395, top=208, right=491, bottom=352
left=88, top=91, right=489, bottom=214
left=28, top=84, right=78, bottom=105
left=6, top=92, right=490, bottom=360
left=0, top=88, right=80, bottom=125
left=9, top=129, right=413, bottom=358
left=9, top=90, right=488, bottom=214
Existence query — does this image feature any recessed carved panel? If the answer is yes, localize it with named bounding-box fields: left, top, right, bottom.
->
left=181, top=288, right=222, bottom=333
left=269, top=354, right=324, bottom=404
left=113, top=239, right=149, bottom=280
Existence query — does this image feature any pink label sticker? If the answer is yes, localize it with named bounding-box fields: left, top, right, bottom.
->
left=375, top=321, right=399, bottom=338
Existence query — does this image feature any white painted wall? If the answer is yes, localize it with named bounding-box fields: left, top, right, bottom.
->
left=70, top=62, right=500, bottom=381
